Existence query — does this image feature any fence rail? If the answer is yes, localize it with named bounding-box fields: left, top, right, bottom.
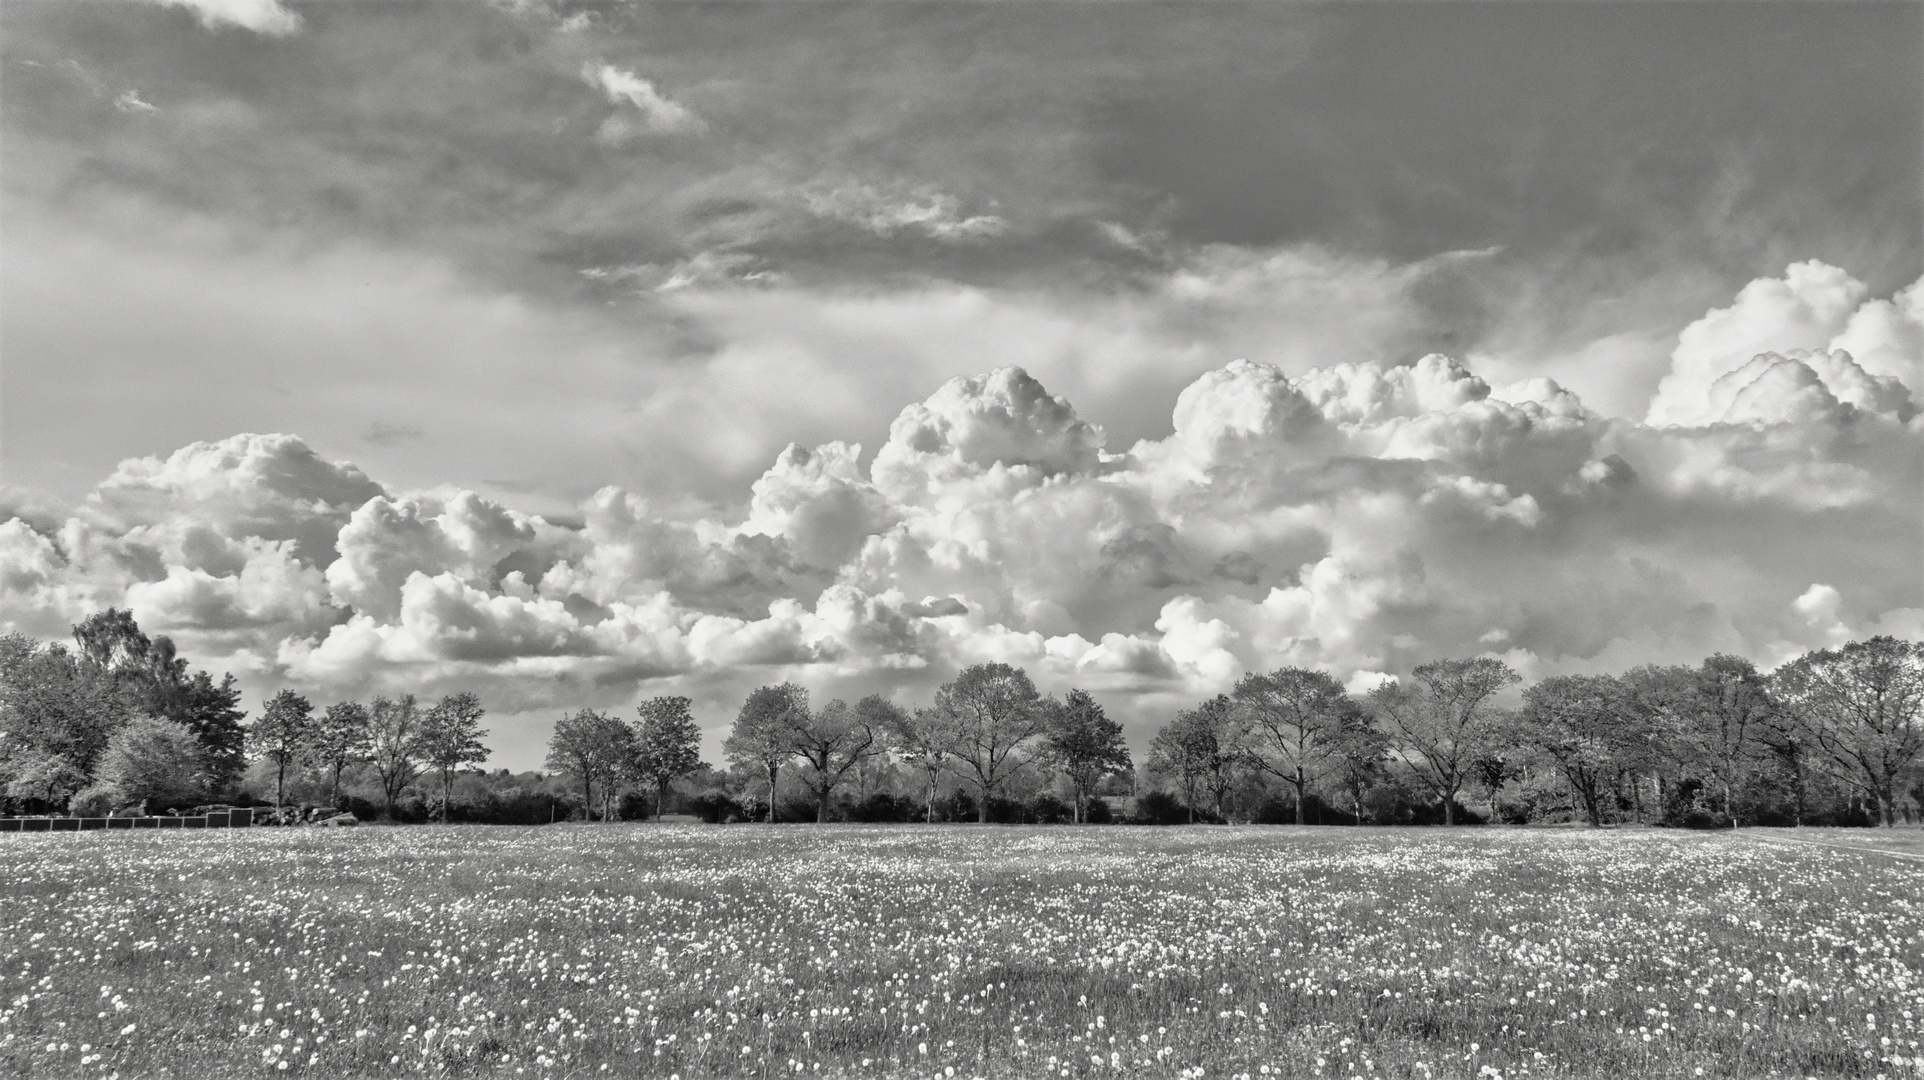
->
left=0, top=808, right=280, bottom=832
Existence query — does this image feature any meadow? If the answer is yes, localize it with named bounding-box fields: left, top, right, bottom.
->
left=0, top=826, right=1918, bottom=1080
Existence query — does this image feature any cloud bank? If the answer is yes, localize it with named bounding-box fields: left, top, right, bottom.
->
left=1, top=263, right=1918, bottom=762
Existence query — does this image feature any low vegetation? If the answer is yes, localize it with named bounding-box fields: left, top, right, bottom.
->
left=2, top=826, right=1920, bottom=1079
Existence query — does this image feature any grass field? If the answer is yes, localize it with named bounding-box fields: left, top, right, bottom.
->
left=1, top=826, right=1919, bottom=1080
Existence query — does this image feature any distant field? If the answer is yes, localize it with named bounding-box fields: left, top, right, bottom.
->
left=1, top=827, right=1919, bottom=1079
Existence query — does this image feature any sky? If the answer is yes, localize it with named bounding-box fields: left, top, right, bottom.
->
left=1, top=0, right=1920, bottom=771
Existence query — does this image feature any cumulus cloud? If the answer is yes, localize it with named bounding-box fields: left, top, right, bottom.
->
left=0, top=265, right=1916, bottom=760
left=582, top=62, right=705, bottom=140
left=142, top=0, right=302, bottom=36
left=1646, top=261, right=1922, bottom=426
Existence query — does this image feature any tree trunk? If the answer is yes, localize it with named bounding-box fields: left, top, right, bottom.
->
left=581, top=775, right=593, bottom=821
left=766, top=763, right=780, bottom=823
left=1294, top=768, right=1306, bottom=826
left=1443, top=790, right=1455, bottom=826
left=658, top=777, right=670, bottom=822
left=925, top=770, right=937, bottom=823
left=977, top=780, right=990, bottom=824
left=817, top=785, right=830, bottom=824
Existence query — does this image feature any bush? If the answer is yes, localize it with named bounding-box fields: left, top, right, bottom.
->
left=939, top=789, right=978, bottom=823
left=69, top=784, right=121, bottom=818
left=849, top=792, right=919, bottom=823
left=1132, top=790, right=1191, bottom=825
left=618, top=791, right=657, bottom=820
left=1084, top=797, right=1113, bottom=824
left=687, top=791, right=743, bottom=824
left=777, top=796, right=825, bottom=823
left=1029, top=795, right=1072, bottom=824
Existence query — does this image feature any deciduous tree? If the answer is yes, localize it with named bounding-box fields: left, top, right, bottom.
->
left=83, top=716, right=208, bottom=813
left=787, top=696, right=885, bottom=823
left=1372, top=657, right=1519, bottom=825
left=633, top=696, right=703, bottom=820
left=309, top=701, right=371, bottom=809
left=1520, top=674, right=1642, bottom=826
left=724, top=683, right=809, bottom=823
left=546, top=708, right=634, bottom=821
left=1774, top=636, right=1924, bottom=827
left=368, top=694, right=426, bottom=820
left=420, top=692, right=489, bottom=821
left=1234, top=667, right=1351, bottom=825
left=1147, top=696, right=1248, bottom=822
left=934, top=663, right=1051, bottom=823
left=880, top=704, right=959, bottom=823
left=251, top=690, right=314, bottom=810
left=1041, top=689, right=1130, bottom=824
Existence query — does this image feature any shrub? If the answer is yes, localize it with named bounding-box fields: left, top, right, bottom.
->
left=848, top=792, right=918, bottom=823
left=687, top=791, right=743, bottom=824
left=1132, top=790, right=1190, bottom=825
left=68, top=784, right=121, bottom=818
left=939, top=789, right=978, bottom=823
left=1083, top=797, right=1113, bottom=824
left=1029, top=795, right=1072, bottom=824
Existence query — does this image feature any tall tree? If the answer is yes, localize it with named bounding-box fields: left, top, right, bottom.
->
left=309, top=701, right=371, bottom=809
left=367, top=694, right=426, bottom=820
left=783, top=695, right=887, bottom=823
left=1774, top=637, right=1924, bottom=827
left=1372, top=657, right=1519, bottom=825
left=420, top=692, right=489, bottom=822
left=1234, top=667, right=1352, bottom=825
left=724, top=683, right=809, bottom=823
left=1631, top=657, right=1772, bottom=827
left=0, top=633, right=135, bottom=800
left=175, top=671, right=247, bottom=793
left=936, top=663, right=1051, bottom=823
left=547, top=708, right=636, bottom=821
left=1041, top=689, right=1131, bottom=824
left=881, top=704, right=959, bottom=823
left=1520, top=675, right=1643, bottom=826
left=70, top=610, right=246, bottom=788
left=1146, top=697, right=1247, bottom=822
left=633, top=696, right=704, bottom=821
left=1327, top=704, right=1389, bottom=824
left=251, top=690, right=314, bottom=810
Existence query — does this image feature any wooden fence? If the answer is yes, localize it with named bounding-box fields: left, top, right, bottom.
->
left=0, top=808, right=272, bottom=832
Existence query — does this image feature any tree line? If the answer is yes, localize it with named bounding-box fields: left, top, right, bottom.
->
left=546, top=640, right=1921, bottom=829
left=0, top=609, right=492, bottom=819
left=5, top=608, right=1919, bottom=827
left=1142, top=643, right=1923, bottom=828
